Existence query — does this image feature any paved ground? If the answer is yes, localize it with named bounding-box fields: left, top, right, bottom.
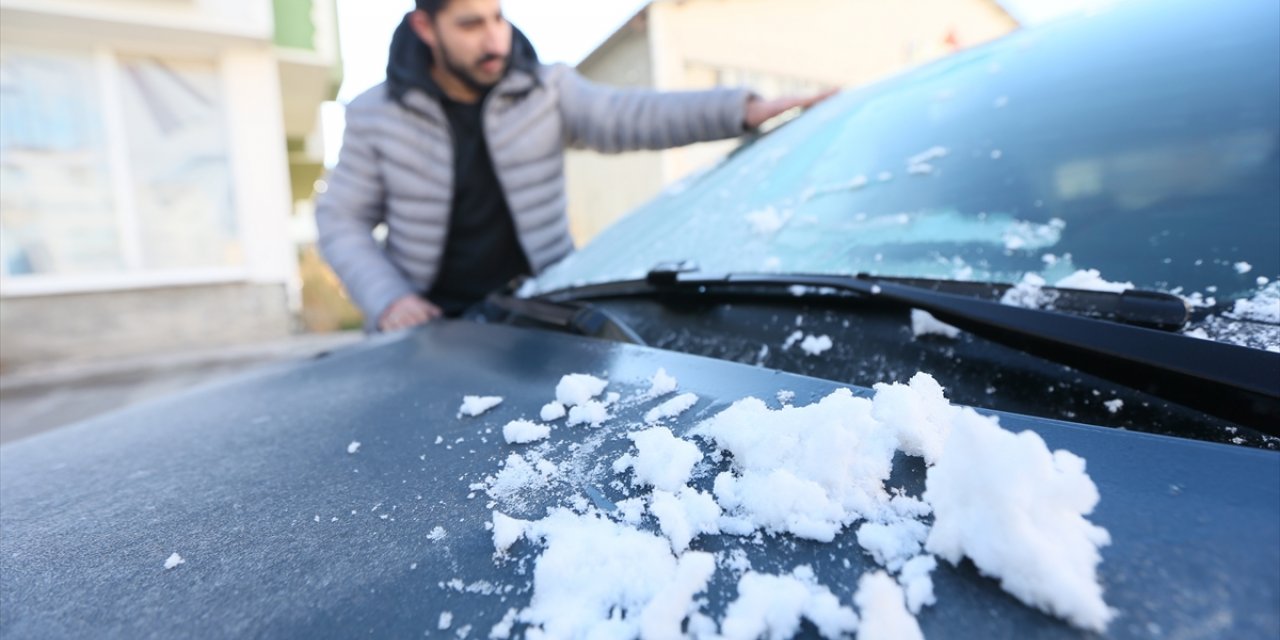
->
left=0, top=331, right=364, bottom=445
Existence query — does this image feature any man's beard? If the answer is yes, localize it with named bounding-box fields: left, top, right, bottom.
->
left=438, top=40, right=508, bottom=94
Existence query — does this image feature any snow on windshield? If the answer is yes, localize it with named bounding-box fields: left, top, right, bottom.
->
left=999, top=269, right=1134, bottom=310
left=464, top=370, right=1113, bottom=638
left=1224, top=281, right=1280, bottom=326
left=1184, top=281, right=1280, bottom=352
left=996, top=268, right=1279, bottom=351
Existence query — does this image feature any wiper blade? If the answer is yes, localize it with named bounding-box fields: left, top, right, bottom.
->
left=538, top=267, right=1279, bottom=435
left=851, top=274, right=1189, bottom=331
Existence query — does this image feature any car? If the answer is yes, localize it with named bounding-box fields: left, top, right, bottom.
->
left=2, top=0, right=1277, bottom=638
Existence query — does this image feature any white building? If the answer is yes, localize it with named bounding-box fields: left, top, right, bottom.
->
left=566, top=0, right=1018, bottom=242
left=0, top=0, right=341, bottom=368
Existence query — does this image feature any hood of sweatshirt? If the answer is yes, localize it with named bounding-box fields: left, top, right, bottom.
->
left=385, top=11, right=540, bottom=105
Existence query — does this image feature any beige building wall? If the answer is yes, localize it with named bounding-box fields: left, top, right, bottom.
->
left=565, top=20, right=668, bottom=242
left=565, top=0, right=1017, bottom=244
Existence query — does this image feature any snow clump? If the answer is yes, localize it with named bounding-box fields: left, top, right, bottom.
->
left=644, top=367, right=679, bottom=399
left=1055, top=269, right=1134, bottom=293
left=556, top=374, right=611, bottom=426
left=857, top=519, right=930, bottom=571
left=719, top=566, right=860, bottom=640
left=566, top=401, right=611, bottom=427
left=854, top=571, right=924, bottom=640
left=650, top=488, right=722, bottom=553
left=513, top=510, right=717, bottom=640
left=694, top=388, right=903, bottom=541
left=643, top=393, right=699, bottom=424
left=911, top=309, right=961, bottom=339
left=1001, top=273, right=1057, bottom=309
left=924, top=410, right=1115, bottom=632
left=491, top=511, right=532, bottom=554
left=615, top=427, right=702, bottom=492
left=898, top=555, right=939, bottom=614
left=871, top=373, right=957, bottom=464
left=164, top=553, right=185, bottom=570
left=555, top=374, right=608, bottom=407
left=781, top=330, right=804, bottom=350
left=799, top=334, right=834, bottom=356
left=539, top=401, right=566, bottom=421
left=458, top=395, right=503, bottom=417
left=502, top=419, right=551, bottom=444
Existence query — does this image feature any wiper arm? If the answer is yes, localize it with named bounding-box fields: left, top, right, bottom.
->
left=482, top=291, right=647, bottom=346
left=538, top=267, right=1279, bottom=435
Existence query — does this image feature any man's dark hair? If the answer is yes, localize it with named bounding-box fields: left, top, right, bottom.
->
left=414, top=0, right=447, bottom=18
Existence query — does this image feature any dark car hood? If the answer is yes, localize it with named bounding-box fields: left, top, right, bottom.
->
left=1, top=321, right=1277, bottom=638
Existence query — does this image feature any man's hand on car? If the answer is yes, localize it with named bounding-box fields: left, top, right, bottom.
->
left=378, top=294, right=443, bottom=332
left=743, top=88, right=839, bottom=130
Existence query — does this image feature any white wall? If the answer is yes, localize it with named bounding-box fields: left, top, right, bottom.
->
left=222, top=48, right=302, bottom=294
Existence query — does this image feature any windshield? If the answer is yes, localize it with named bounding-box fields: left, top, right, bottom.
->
left=535, top=0, right=1279, bottom=317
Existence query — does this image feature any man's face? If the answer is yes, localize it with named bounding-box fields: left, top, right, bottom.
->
left=416, top=0, right=512, bottom=93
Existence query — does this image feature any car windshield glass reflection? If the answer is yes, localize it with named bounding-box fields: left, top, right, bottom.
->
left=536, top=2, right=1279, bottom=309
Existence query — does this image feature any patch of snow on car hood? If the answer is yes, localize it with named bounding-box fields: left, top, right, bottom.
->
left=854, top=570, right=924, bottom=640
left=506, top=509, right=717, bottom=640
left=720, top=566, right=859, bottom=640
left=458, top=395, right=503, bottom=417
left=478, top=369, right=1113, bottom=638
left=923, top=406, right=1114, bottom=631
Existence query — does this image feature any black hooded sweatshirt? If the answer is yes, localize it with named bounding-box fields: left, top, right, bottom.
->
left=385, top=15, right=541, bottom=316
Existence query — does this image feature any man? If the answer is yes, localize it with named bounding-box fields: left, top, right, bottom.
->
left=317, top=0, right=832, bottom=332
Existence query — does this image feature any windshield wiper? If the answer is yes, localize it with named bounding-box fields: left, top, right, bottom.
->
left=535, top=265, right=1280, bottom=435
left=481, top=291, right=647, bottom=346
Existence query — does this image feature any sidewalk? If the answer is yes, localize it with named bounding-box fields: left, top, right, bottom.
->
left=0, top=331, right=364, bottom=445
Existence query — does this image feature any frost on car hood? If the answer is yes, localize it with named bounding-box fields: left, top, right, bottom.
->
left=474, top=370, right=1113, bottom=638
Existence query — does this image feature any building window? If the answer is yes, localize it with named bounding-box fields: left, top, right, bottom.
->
left=0, top=48, right=121, bottom=276
left=0, top=46, right=239, bottom=282
left=117, top=56, right=240, bottom=270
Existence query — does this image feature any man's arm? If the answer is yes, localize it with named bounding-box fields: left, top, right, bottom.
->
left=554, top=64, right=750, bottom=152
left=553, top=64, right=834, bottom=152
left=314, top=103, right=419, bottom=330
